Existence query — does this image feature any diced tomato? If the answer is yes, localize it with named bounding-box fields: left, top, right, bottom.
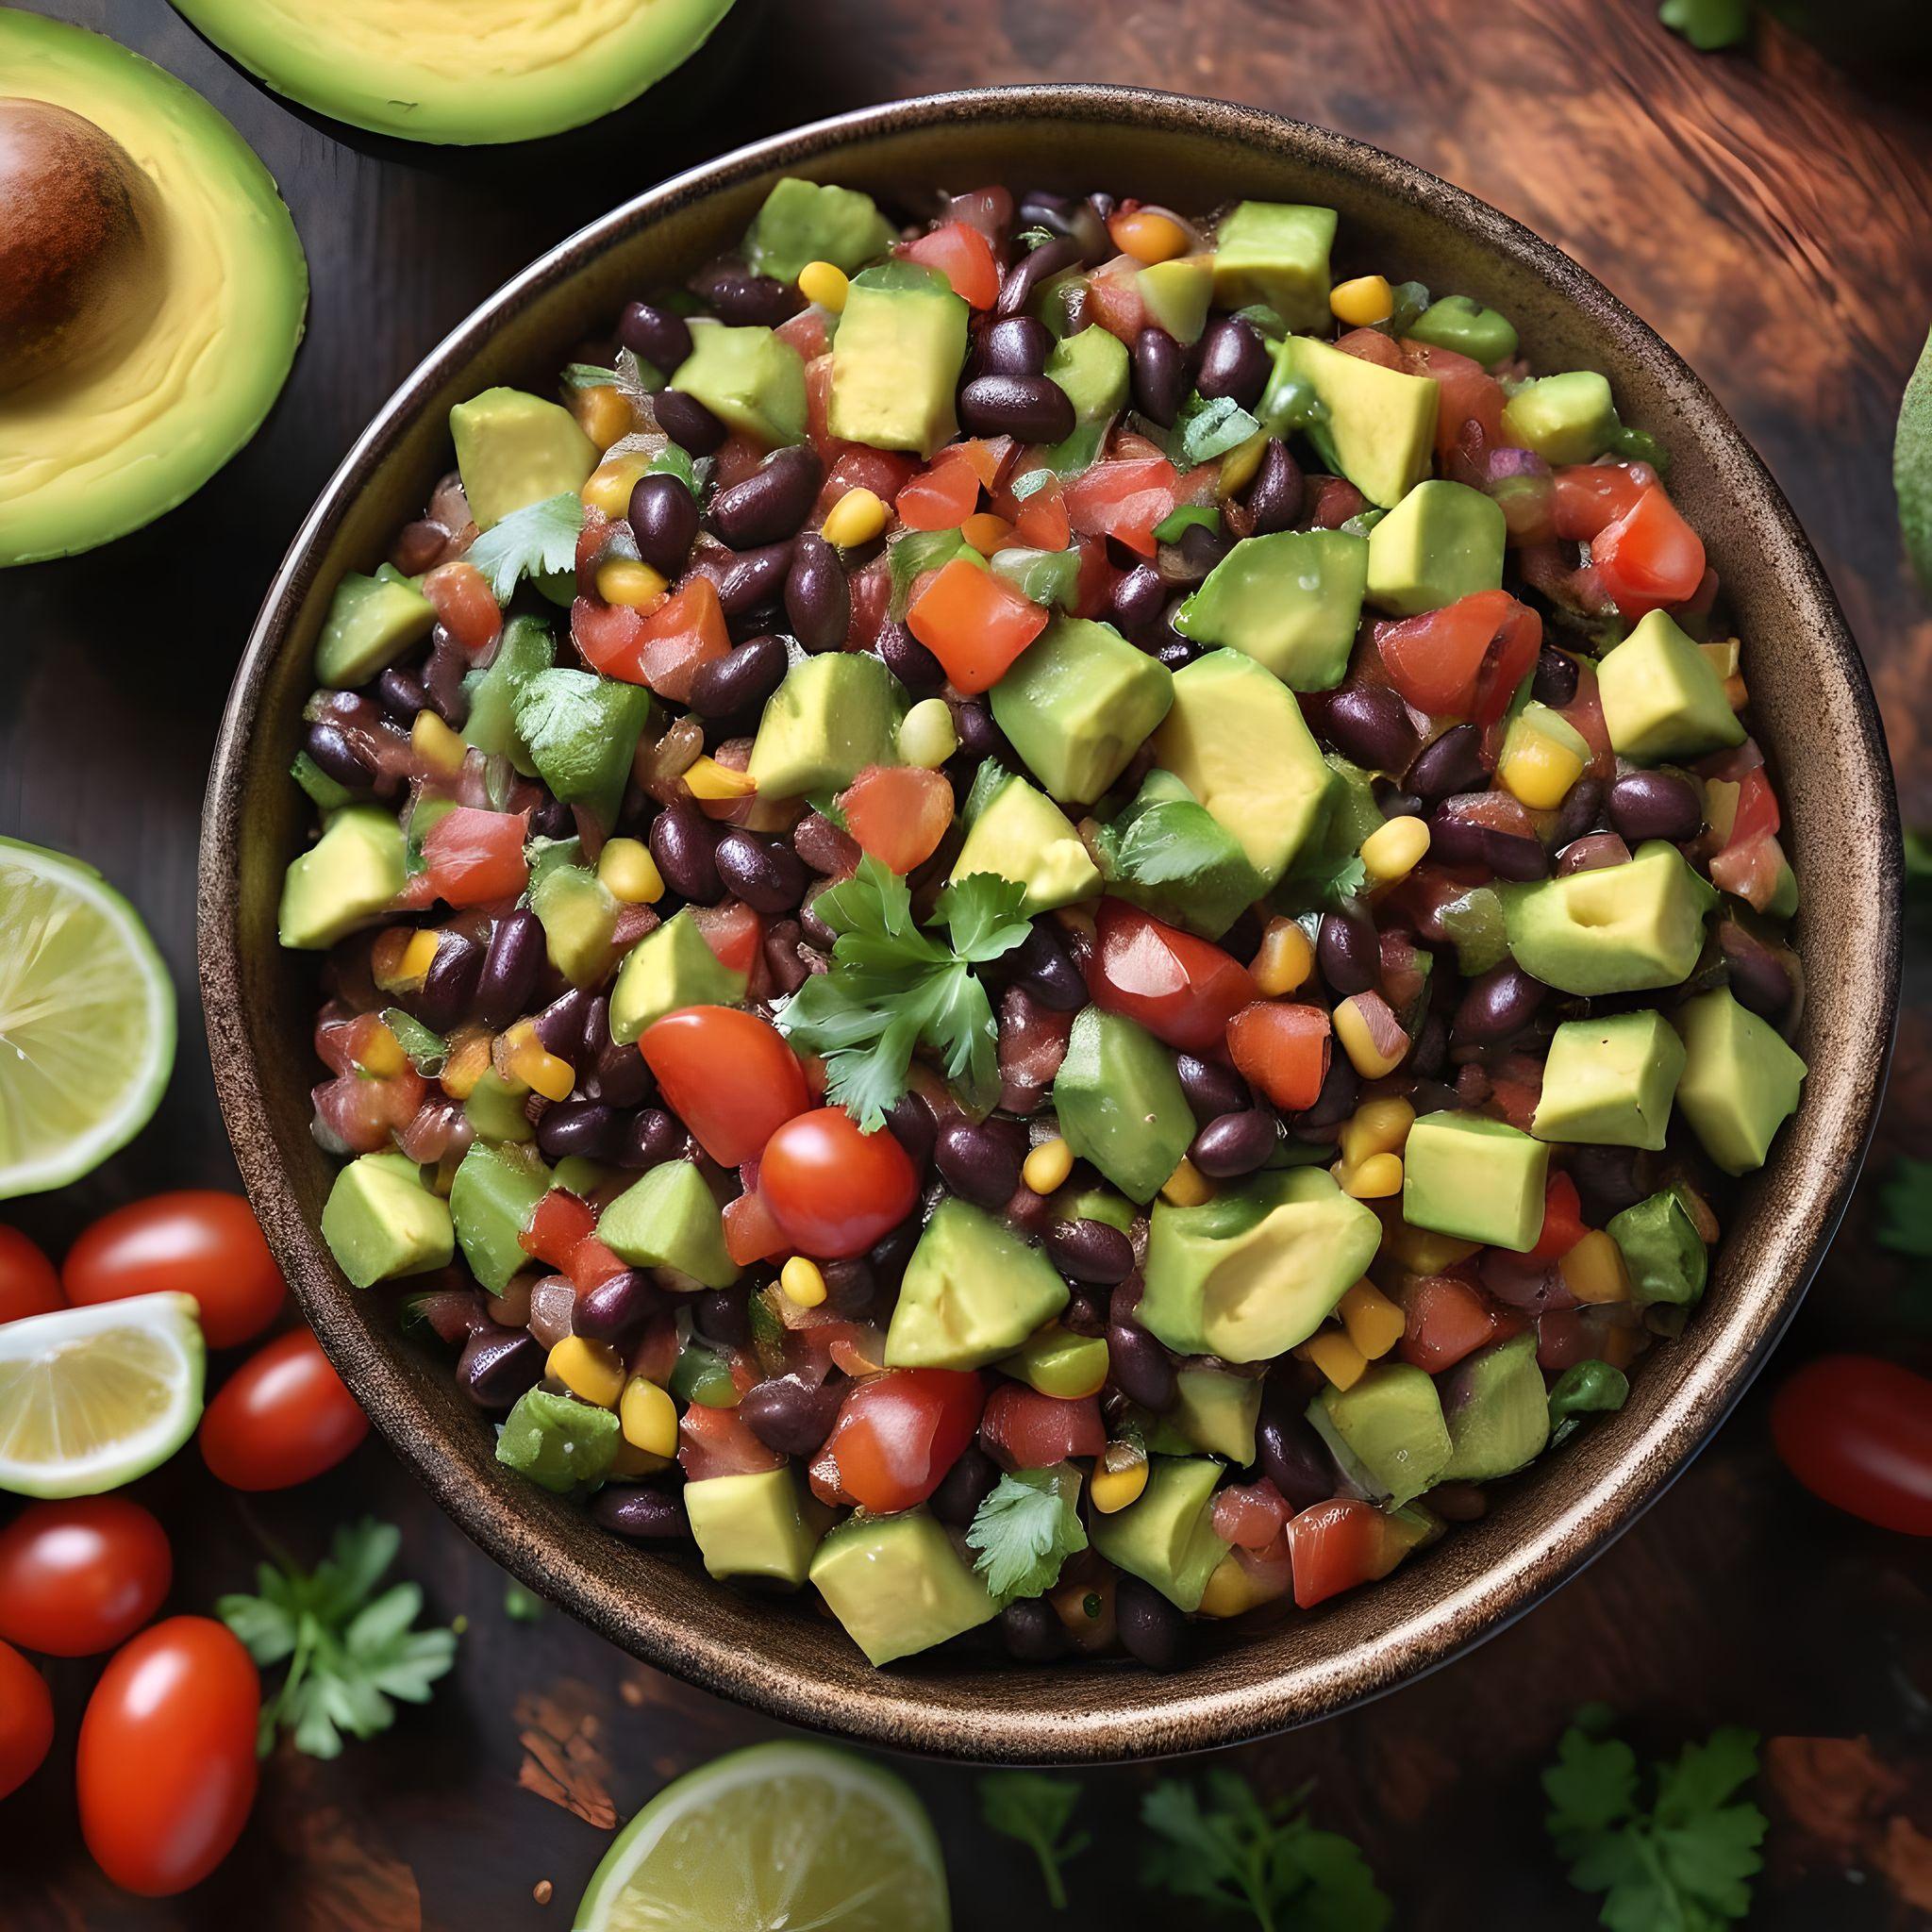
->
left=895, top=454, right=983, bottom=532
left=1086, top=900, right=1260, bottom=1053
left=520, top=1190, right=595, bottom=1269
left=723, top=1188, right=790, bottom=1268
left=421, top=807, right=528, bottom=908
left=1375, top=590, right=1541, bottom=725
left=758, top=1108, right=919, bottom=1260
left=635, top=577, right=730, bottom=701
left=979, top=1384, right=1105, bottom=1469
left=1064, top=457, right=1180, bottom=558
left=960, top=511, right=1013, bottom=556
left=837, top=765, right=955, bottom=874
left=678, top=1400, right=783, bottom=1481
left=1591, top=487, right=1707, bottom=618
left=1486, top=1054, right=1544, bottom=1134
left=846, top=556, right=891, bottom=650
left=1710, top=833, right=1790, bottom=911
left=710, top=433, right=767, bottom=492
left=818, top=1369, right=983, bottom=1513
left=1527, top=1172, right=1589, bottom=1262
left=1400, top=341, right=1506, bottom=463
left=630, top=1311, right=681, bottom=1386
left=1287, top=1497, right=1410, bottom=1608
left=818, top=446, right=918, bottom=518
left=776, top=307, right=831, bottom=361
left=1071, top=534, right=1114, bottom=618
left=1226, top=1002, right=1333, bottom=1112
left=1007, top=478, right=1073, bottom=552
left=422, top=560, right=501, bottom=655
left=689, top=900, right=763, bottom=977
left=1399, top=1275, right=1500, bottom=1374
left=1211, top=1478, right=1292, bottom=1551
left=1551, top=462, right=1654, bottom=542
left=952, top=439, right=1014, bottom=491
left=906, top=557, right=1049, bottom=692
left=1082, top=258, right=1147, bottom=342
left=1726, top=766, right=1781, bottom=847
left=1536, top=1307, right=1596, bottom=1374
left=1557, top=667, right=1614, bottom=779
left=901, top=222, right=1001, bottom=310
left=640, top=1007, right=809, bottom=1166
left=1335, top=326, right=1405, bottom=370
left=572, top=597, right=650, bottom=680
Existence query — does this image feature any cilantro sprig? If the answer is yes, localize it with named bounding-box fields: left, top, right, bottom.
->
left=965, top=1466, right=1087, bottom=1603
left=464, top=491, right=585, bottom=602
left=978, top=1772, right=1091, bottom=1910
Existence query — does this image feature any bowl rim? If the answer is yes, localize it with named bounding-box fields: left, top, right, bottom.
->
left=199, top=81, right=1902, bottom=1762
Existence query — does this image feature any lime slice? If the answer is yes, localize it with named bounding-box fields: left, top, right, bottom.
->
left=573, top=1740, right=950, bottom=1932
left=0, top=1293, right=205, bottom=1498
left=0, top=837, right=175, bottom=1199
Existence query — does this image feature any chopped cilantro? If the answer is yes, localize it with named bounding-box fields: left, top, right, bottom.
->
left=965, top=1466, right=1088, bottom=1603
left=979, top=1772, right=1091, bottom=1909
left=464, top=492, right=585, bottom=603
left=1172, top=391, right=1262, bottom=465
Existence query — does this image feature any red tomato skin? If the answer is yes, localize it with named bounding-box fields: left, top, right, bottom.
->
left=979, top=1384, right=1105, bottom=1468
left=640, top=1007, right=810, bottom=1167
left=1287, top=1497, right=1382, bottom=1608
left=0, top=1640, right=53, bottom=1799
left=1086, top=900, right=1259, bottom=1053
left=1225, top=1003, right=1332, bottom=1112
left=1771, top=1356, right=1932, bottom=1537
left=199, top=1330, right=369, bottom=1492
left=77, top=1617, right=259, bottom=1896
left=0, top=1225, right=63, bottom=1324
left=1591, top=486, right=1707, bottom=618
left=758, top=1108, right=919, bottom=1260
left=421, top=808, right=529, bottom=908
left=1526, top=1173, right=1588, bottom=1262
left=838, top=765, right=954, bottom=874
left=0, top=1499, right=173, bottom=1657
left=62, top=1193, right=285, bottom=1351
left=1400, top=1276, right=1498, bottom=1374
left=822, top=1369, right=982, bottom=1513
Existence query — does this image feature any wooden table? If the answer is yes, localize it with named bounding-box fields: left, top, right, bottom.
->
left=6, top=1, right=1931, bottom=1924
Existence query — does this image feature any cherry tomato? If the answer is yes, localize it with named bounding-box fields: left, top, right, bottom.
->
left=0, top=1225, right=62, bottom=1325
left=0, top=1499, right=172, bottom=1657
left=640, top=1007, right=809, bottom=1167
left=900, top=221, right=1000, bottom=309
left=77, top=1616, right=258, bottom=1896
left=758, top=1108, right=919, bottom=1260
left=838, top=765, right=955, bottom=874
left=1087, top=900, right=1259, bottom=1053
left=420, top=807, right=529, bottom=908
left=0, top=1640, right=52, bottom=1800
left=906, top=557, right=1049, bottom=692
left=1286, top=1496, right=1412, bottom=1608
left=1551, top=462, right=1653, bottom=541
left=1399, top=1276, right=1499, bottom=1374
left=820, top=1369, right=982, bottom=1513
left=1591, top=486, right=1706, bottom=618
left=1064, top=456, right=1179, bottom=558
left=1771, top=1356, right=1932, bottom=1537
left=1375, top=590, right=1541, bottom=724
left=978, top=1384, right=1104, bottom=1468
left=199, top=1330, right=369, bottom=1491
left=62, top=1192, right=285, bottom=1351
left=1226, top=1002, right=1332, bottom=1111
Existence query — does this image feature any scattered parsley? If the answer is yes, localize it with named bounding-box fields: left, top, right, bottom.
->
left=1875, top=1158, right=1932, bottom=1257
left=378, top=1008, right=447, bottom=1075
left=217, top=1519, right=458, bottom=1760
left=503, top=1580, right=546, bottom=1624
left=1542, top=1707, right=1765, bottom=1930
left=978, top=1772, right=1091, bottom=1910
left=644, top=439, right=709, bottom=497
left=1658, top=0, right=1752, bottom=51
left=464, top=491, right=586, bottom=602
left=1014, top=225, right=1057, bottom=252
left=1172, top=391, right=1262, bottom=465
left=965, top=1466, right=1088, bottom=1603
left=1278, top=849, right=1368, bottom=911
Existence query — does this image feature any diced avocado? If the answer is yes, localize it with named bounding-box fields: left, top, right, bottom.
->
left=670, top=321, right=808, bottom=448
left=1278, top=334, right=1438, bottom=508
left=1671, top=987, right=1807, bottom=1175
left=1096, top=768, right=1264, bottom=941
left=450, top=386, right=599, bottom=530
left=313, top=570, right=436, bottom=688
left=1500, top=371, right=1618, bottom=467
left=685, top=1467, right=823, bottom=1585
left=1090, top=1456, right=1229, bottom=1612
left=1052, top=1008, right=1193, bottom=1205
left=1053, top=1184, right=1135, bottom=1234
left=1000, top=1325, right=1109, bottom=1400
left=1595, top=609, right=1746, bottom=763
left=1364, top=478, right=1507, bottom=616
left=1135, top=255, right=1216, bottom=345
left=598, top=1158, right=737, bottom=1290
left=291, top=752, right=355, bottom=813
left=449, top=1141, right=552, bottom=1294
left=746, top=650, right=905, bottom=800
left=990, top=614, right=1173, bottom=807
left=1437, top=1332, right=1549, bottom=1482
left=885, top=1198, right=1068, bottom=1370
left=514, top=669, right=650, bottom=833
left=321, top=1150, right=454, bottom=1289
left=1174, top=530, right=1367, bottom=690
left=461, top=615, right=553, bottom=775
left=1503, top=841, right=1718, bottom=997
left=1406, top=294, right=1519, bottom=367
left=552, top=1156, right=623, bottom=1202
left=1151, top=648, right=1335, bottom=886
left=529, top=863, right=621, bottom=990
left=1211, top=202, right=1337, bottom=332
left=1140, top=1167, right=1381, bottom=1362
left=495, top=1387, right=619, bottom=1495
left=1402, top=1111, right=1550, bottom=1253
left=1145, top=1365, right=1264, bottom=1465
left=742, top=176, right=894, bottom=283
left=1607, top=1186, right=1709, bottom=1307
left=1308, top=1363, right=1451, bottom=1507
left=827, top=260, right=970, bottom=458
left=609, top=908, right=747, bottom=1046
left=808, top=1507, right=998, bottom=1665
left=950, top=762, right=1101, bottom=914
left=1276, top=753, right=1385, bottom=906
left=1533, top=1010, right=1687, bottom=1152
left=465, top=1069, right=535, bottom=1144
left=278, top=806, right=406, bottom=950
left=1045, top=325, right=1130, bottom=423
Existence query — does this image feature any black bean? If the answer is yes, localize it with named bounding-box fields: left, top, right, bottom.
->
left=740, top=1374, right=845, bottom=1457
left=1110, top=560, right=1168, bottom=631
left=591, top=1485, right=689, bottom=1540
left=652, top=388, right=725, bottom=457
left=884, top=1091, right=938, bottom=1172
left=708, top=445, right=822, bottom=550
left=619, top=300, right=692, bottom=374
left=1317, top=905, right=1378, bottom=996
left=875, top=621, right=947, bottom=694
left=1009, top=921, right=1087, bottom=1011
left=1132, top=326, right=1189, bottom=427
left=1045, top=1217, right=1135, bottom=1287
left=1407, top=724, right=1486, bottom=805
left=784, top=532, right=850, bottom=654
left=798, top=888, right=839, bottom=951
left=574, top=1269, right=660, bottom=1342
left=1060, top=1288, right=1107, bottom=1338
left=958, top=373, right=1076, bottom=445
left=415, top=932, right=482, bottom=1032
left=714, top=828, right=807, bottom=915
left=304, top=721, right=375, bottom=790
left=534, top=989, right=593, bottom=1060
left=952, top=699, right=1004, bottom=763
left=1425, top=812, right=1489, bottom=868
left=1016, top=193, right=1109, bottom=260
left=1483, top=828, right=1552, bottom=881
left=458, top=1328, right=543, bottom=1409
left=716, top=540, right=794, bottom=616
left=627, top=473, right=700, bottom=574
left=1607, top=770, right=1703, bottom=844
left=930, top=1443, right=1001, bottom=1527
left=1190, top=1108, right=1278, bottom=1179
left=1175, top=1053, right=1252, bottom=1121
left=1374, top=779, right=1424, bottom=822
left=584, top=1038, right=656, bottom=1110
left=934, top=1118, right=1025, bottom=1210
left=649, top=800, right=724, bottom=904
left=867, top=1216, right=922, bottom=1290
left=1409, top=1008, right=1450, bottom=1080
left=1324, top=685, right=1418, bottom=773
left=1115, top=1575, right=1183, bottom=1669
left=1156, top=636, right=1200, bottom=672
left=689, top=261, right=801, bottom=327
left=1257, top=1390, right=1335, bottom=1509
left=1167, top=521, right=1230, bottom=585
left=999, top=1596, right=1069, bottom=1661
left=994, top=234, right=1084, bottom=319
left=1719, top=922, right=1795, bottom=1018
left=693, top=1289, right=751, bottom=1348
left=978, top=315, right=1053, bottom=379
left=1533, top=644, right=1581, bottom=708
left=1552, top=775, right=1606, bottom=847
left=528, top=796, right=574, bottom=840
left=1291, top=1050, right=1359, bottom=1133
left=1108, top=1321, right=1177, bottom=1412
left=1569, top=1142, right=1646, bottom=1222
left=375, top=666, right=430, bottom=723
left=822, top=1257, right=877, bottom=1317
left=1196, top=316, right=1270, bottom=409
left=1245, top=438, right=1304, bottom=535
left=688, top=635, right=787, bottom=720
left=614, top=1108, right=684, bottom=1170
left=537, top=1101, right=617, bottom=1162
left=475, top=911, right=542, bottom=1029
left=1452, top=962, right=1546, bottom=1045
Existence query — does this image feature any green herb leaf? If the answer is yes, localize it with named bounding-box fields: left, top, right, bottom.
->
left=1099, top=797, right=1250, bottom=894
left=464, top=493, right=587, bottom=604
left=888, top=527, right=975, bottom=617
left=1899, top=326, right=1932, bottom=592
left=562, top=362, right=620, bottom=390
left=978, top=1771, right=1091, bottom=1911
left=936, top=871, right=1031, bottom=962
left=1015, top=225, right=1057, bottom=253
left=1658, top=0, right=1752, bottom=51
left=1276, top=849, right=1368, bottom=912
left=1877, top=1157, right=1932, bottom=1257
left=645, top=440, right=708, bottom=497
left=378, top=1008, right=447, bottom=1076
left=1172, top=391, right=1262, bottom=465
left=965, top=1466, right=1088, bottom=1603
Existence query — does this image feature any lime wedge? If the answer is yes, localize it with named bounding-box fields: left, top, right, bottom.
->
left=0, top=837, right=175, bottom=1199
left=0, top=1293, right=205, bottom=1498
left=573, top=1740, right=950, bottom=1932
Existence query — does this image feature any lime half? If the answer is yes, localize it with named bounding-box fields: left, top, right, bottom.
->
left=0, top=837, right=175, bottom=1199
left=574, top=1741, right=950, bottom=1932
left=0, top=1292, right=205, bottom=1497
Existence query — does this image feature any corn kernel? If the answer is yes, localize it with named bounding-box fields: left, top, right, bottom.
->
left=1333, top=993, right=1407, bottom=1079
left=355, top=1019, right=408, bottom=1080
left=683, top=756, right=758, bottom=800
left=1021, top=1137, right=1074, bottom=1195
left=1338, top=1152, right=1404, bottom=1200
left=1217, top=428, right=1271, bottom=497
left=572, top=383, right=634, bottom=450
left=619, top=1374, right=679, bottom=1457
left=440, top=1029, right=493, bottom=1100
left=548, top=1334, right=625, bottom=1407
left=581, top=454, right=651, bottom=517
left=1160, top=1157, right=1214, bottom=1208
left=503, top=1021, right=575, bottom=1104
left=1701, top=637, right=1741, bottom=679
left=1090, top=1457, right=1149, bottom=1515
left=898, top=696, right=958, bottom=770
left=1198, top=1550, right=1276, bottom=1619
left=1251, top=917, right=1314, bottom=998
left=1341, top=1097, right=1415, bottom=1168
left=1361, top=814, right=1430, bottom=887
left=597, top=836, right=664, bottom=905
left=398, top=927, right=442, bottom=985
left=1339, top=1278, right=1407, bottom=1358
left=798, top=259, right=850, bottom=312
left=411, top=709, right=466, bottom=777
left=609, top=1440, right=671, bottom=1479
left=1114, top=208, right=1190, bottom=264
left=596, top=558, right=669, bottom=609
left=780, top=1256, right=827, bottom=1308
left=1331, top=274, right=1394, bottom=326
left=1379, top=1218, right=1479, bottom=1274
left=822, top=485, right=890, bottom=549
left=1300, top=1328, right=1368, bottom=1391
left=1561, top=1229, right=1631, bottom=1305
left=1499, top=729, right=1586, bottom=811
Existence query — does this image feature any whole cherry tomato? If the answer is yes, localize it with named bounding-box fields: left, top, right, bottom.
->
left=199, top=1329, right=369, bottom=1491
left=76, top=1617, right=258, bottom=1895
left=1772, top=1356, right=1932, bottom=1537
left=819, top=1369, right=982, bottom=1513
left=640, top=1007, right=809, bottom=1167
left=62, top=1192, right=284, bottom=1350
left=1086, top=900, right=1258, bottom=1053
left=0, top=1640, right=53, bottom=1800
left=0, top=1498, right=172, bottom=1657
left=758, top=1108, right=919, bottom=1260
left=0, top=1225, right=62, bottom=1324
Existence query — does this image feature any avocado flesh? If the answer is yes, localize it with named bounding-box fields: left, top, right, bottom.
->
left=1278, top=334, right=1439, bottom=508
left=1090, top=1456, right=1229, bottom=1612
left=1437, top=1333, right=1550, bottom=1482
left=1500, top=371, right=1618, bottom=466
left=1596, top=609, right=1746, bottom=763
left=496, top=1388, right=619, bottom=1495
left=450, top=387, right=598, bottom=529
left=1136, top=256, right=1216, bottom=345
left=673, top=321, right=808, bottom=449
left=1402, top=1111, right=1550, bottom=1254
left=598, top=1159, right=738, bottom=1290
left=322, top=1150, right=454, bottom=1289
left=449, top=1142, right=552, bottom=1293
left=465, top=1068, right=535, bottom=1145
left=1142, top=1366, right=1264, bottom=1465
left=999, top=1326, right=1109, bottom=1400
left=1532, top=1010, right=1687, bottom=1151
left=1364, top=479, right=1507, bottom=616
left=1671, top=987, right=1807, bottom=1175
left=528, top=863, right=621, bottom=990
left=1045, top=325, right=1130, bottom=423
left=950, top=764, right=1101, bottom=915
left=609, top=908, right=747, bottom=1046
left=278, top=806, right=406, bottom=950
left=743, top=177, right=892, bottom=282
left=685, top=1468, right=822, bottom=1585
left=808, top=1508, right=998, bottom=1665
left=313, top=571, right=436, bottom=688
left=747, top=651, right=905, bottom=800
left=827, top=262, right=970, bottom=458
left=1309, top=1364, right=1451, bottom=1507
left=1503, top=841, right=1718, bottom=997
left=1097, top=769, right=1264, bottom=941
left=1176, top=530, right=1368, bottom=689
left=885, top=1199, right=1069, bottom=1370
left=1211, top=201, right=1338, bottom=332
left=1607, top=1187, right=1709, bottom=1307
left=1053, top=1008, right=1194, bottom=1206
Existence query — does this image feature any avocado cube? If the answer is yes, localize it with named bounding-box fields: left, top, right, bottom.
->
left=1211, top=202, right=1338, bottom=332
left=1532, top=1010, right=1687, bottom=1151
left=827, top=261, right=970, bottom=458
left=278, top=806, right=406, bottom=951
left=1364, top=479, right=1507, bottom=616
left=1437, top=1333, right=1550, bottom=1482
left=1151, top=648, right=1336, bottom=885
left=1140, top=1167, right=1381, bottom=1362
left=990, top=614, right=1174, bottom=807
left=1096, top=769, right=1265, bottom=941
left=608, top=908, right=748, bottom=1046
left=746, top=650, right=905, bottom=801
left=321, top=1150, right=454, bottom=1289
left=1595, top=609, right=1746, bottom=763
left=685, top=1467, right=823, bottom=1585
left=462, top=615, right=554, bottom=775
left=885, top=1198, right=1068, bottom=1370
left=1671, top=987, right=1807, bottom=1175
left=1502, top=841, right=1717, bottom=997
left=1402, top=1111, right=1550, bottom=1254
left=1174, top=530, right=1367, bottom=690
left=1278, top=334, right=1439, bottom=508
left=1052, top=1184, right=1136, bottom=1234
left=464, top=1068, right=536, bottom=1144
left=1406, top=294, right=1519, bottom=367
left=449, top=1142, right=552, bottom=1294
left=950, top=763, right=1101, bottom=914
left=808, top=1507, right=999, bottom=1665
left=495, top=1388, right=620, bottom=1495
left=551, top=1156, right=624, bottom=1202
left=1144, top=1365, right=1264, bottom=1465
left=671, top=321, right=808, bottom=448
left=1499, top=371, right=1619, bottom=466
left=1308, top=1364, right=1452, bottom=1507
left=450, top=387, right=599, bottom=530
left=314, top=571, right=436, bottom=688
left=1136, top=255, right=1216, bottom=345
left=742, top=176, right=894, bottom=283
left=1045, top=325, right=1130, bottom=423
left=1052, top=1008, right=1194, bottom=1206
left=1090, top=1456, right=1229, bottom=1613
left=999, top=1325, right=1109, bottom=1400
left=528, top=864, right=621, bottom=989
left=1607, top=1187, right=1710, bottom=1307
left=514, top=668, right=651, bottom=832
left=598, top=1159, right=738, bottom=1290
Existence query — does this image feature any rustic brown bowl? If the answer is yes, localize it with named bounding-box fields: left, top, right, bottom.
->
left=199, top=85, right=1902, bottom=1763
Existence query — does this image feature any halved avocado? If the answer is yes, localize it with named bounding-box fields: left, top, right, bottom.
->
left=0, top=13, right=307, bottom=568
left=169, top=0, right=740, bottom=146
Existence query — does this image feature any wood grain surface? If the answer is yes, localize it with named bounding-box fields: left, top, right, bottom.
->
left=4, top=1, right=1931, bottom=1925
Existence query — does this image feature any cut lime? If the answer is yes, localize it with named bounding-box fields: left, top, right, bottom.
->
left=0, top=1292, right=205, bottom=1498
left=574, top=1740, right=950, bottom=1932
left=0, top=837, right=175, bottom=1199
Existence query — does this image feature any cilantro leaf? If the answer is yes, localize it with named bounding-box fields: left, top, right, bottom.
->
left=1171, top=391, right=1262, bottom=465
left=464, top=492, right=586, bottom=603
left=562, top=361, right=620, bottom=390
left=1877, top=1157, right=1932, bottom=1257
left=965, top=1466, right=1087, bottom=1603
left=1658, top=0, right=1752, bottom=52
left=936, top=872, right=1030, bottom=962
left=979, top=1771, right=1091, bottom=1910
left=1278, top=850, right=1368, bottom=911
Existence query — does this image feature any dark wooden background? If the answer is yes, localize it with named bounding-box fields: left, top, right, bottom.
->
left=5, top=1, right=1932, bottom=1924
